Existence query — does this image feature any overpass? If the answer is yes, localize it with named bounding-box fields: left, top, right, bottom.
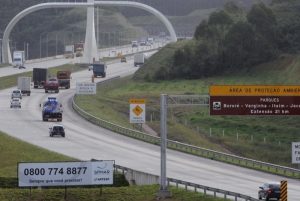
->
left=2, top=0, right=177, bottom=64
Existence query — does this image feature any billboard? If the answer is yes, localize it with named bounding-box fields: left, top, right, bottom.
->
left=76, top=82, right=96, bottom=95
left=210, top=85, right=300, bottom=115
left=18, top=161, right=114, bottom=187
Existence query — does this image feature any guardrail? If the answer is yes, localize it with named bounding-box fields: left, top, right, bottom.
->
left=114, top=164, right=259, bottom=201
left=72, top=80, right=300, bottom=179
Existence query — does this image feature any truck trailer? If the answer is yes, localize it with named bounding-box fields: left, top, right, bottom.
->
left=17, top=76, right=31, bottom=96
left=134, top=53, right=145, bottom=67
left=13, top=51, right=25, bottom=68
left=64, top=45, right=74, bottom=59
left=92, top=62, right=107, bottom=78
left=57, top=70, right=71, bottom=89
left=33, top=68, right=48, bottom=88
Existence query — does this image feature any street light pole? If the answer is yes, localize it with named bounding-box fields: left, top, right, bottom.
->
left=26, top=43, right=29, bottom=60
left=157, top=94, right=171, bottom=199
left=40, top=34, right=42, bottom=59
left=0, top=39, right=2, bottom=64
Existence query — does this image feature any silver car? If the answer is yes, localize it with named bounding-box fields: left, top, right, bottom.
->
left=11, top=89, right=22, bottom=99
left=10, top=98, right=21, bottom=108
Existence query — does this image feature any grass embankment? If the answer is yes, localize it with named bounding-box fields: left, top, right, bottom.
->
left=0, top=64, right=84, bottom=90
left=75, top=54, right=300, bottom=167
left=0, top=63, right=9, bottom=68
left=0, top=132, right=225, bottom=201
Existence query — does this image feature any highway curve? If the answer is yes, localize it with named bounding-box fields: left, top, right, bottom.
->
left=0, top=59, right=299, bottom=200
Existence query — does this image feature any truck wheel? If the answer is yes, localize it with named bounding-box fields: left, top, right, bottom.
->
left=28, top=92, right=31, bottom=96
left=62, top=134, right=65, bottom=137
left=56, top=90, right=59, bottom=93
left=34, top=86, right=38, bottom=89
left=50, top=134, right=53, bottom=137
left=45, top=90, right=48, bottom=93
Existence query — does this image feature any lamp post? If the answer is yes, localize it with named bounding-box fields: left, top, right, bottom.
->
left=0, top=39, right=2, bottom=63
left=26, top=43, right=29, bottom=60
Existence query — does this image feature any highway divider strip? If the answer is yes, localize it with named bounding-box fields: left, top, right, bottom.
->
left=72, top=79, right=300, bottom=179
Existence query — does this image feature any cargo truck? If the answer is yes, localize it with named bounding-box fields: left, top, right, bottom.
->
left=92, top=62, right=107, bottom=78
left=64, top=45, right=74, bottom=59
left=17, top=77, right=31, bottom=96
left=13, top=51, right=25, bottom=68
left=41, top=97, right=63, bottom=122
left=33, top=68, right=48, bottom=88
left=134, top=53, right=145, bottom=67
left=57, top=70, right=71, bottom=89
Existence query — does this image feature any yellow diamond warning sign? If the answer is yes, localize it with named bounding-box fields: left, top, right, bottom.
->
left=133, top=105, right=143, bottom=116
left=130, top=99, right=146, bottom=123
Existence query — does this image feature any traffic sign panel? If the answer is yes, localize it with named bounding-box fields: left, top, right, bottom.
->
left=130, top=99, right=146, bottom=123
left=210, top=85, right=300, bottom=115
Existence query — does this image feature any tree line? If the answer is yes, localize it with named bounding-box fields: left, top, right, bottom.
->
left=153, top=1, right=300, bottom=80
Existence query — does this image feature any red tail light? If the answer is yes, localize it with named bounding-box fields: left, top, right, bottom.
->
left=267, top=189, right=273, bottom=194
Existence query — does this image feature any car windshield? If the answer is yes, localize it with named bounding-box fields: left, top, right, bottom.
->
left=54, top=126, right=64, bottom=132
left=13, top=91, right=20, bottom=94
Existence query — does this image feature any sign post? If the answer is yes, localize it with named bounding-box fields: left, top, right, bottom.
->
left=292, top=142, right=300, bottom=164
left=76, top=82, right=96, bottom=95
left=129, top=99, right=146, bottom=124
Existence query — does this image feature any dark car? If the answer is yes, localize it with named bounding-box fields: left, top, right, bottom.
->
left=258, top=182, right=280, bottom=200
left=120, top=56, right=127, bottom=63
left=49, top=125, right=65, bottom=137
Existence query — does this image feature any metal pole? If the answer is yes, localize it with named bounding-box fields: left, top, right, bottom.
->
left=40, top=34, right=42, bottom=59
left=158, top=94, right=171, bottom=198
left=55, top=33, right=58, bottom=56
left=0, top=39, right=2, bottom=63
left=26, top=43, right=29, bottom=60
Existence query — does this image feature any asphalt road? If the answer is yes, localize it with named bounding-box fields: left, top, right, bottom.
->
left=0, top=42, right=163, bottom=78
left=0, top=58, right=299, bottom=200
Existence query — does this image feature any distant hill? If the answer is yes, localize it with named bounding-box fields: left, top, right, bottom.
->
left=134, top=0, right=300, bottom=81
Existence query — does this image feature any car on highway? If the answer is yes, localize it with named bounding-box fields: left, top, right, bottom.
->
left=11, top=89, right=22, bottom=99
left=49, top=125, right=65, bottom=137
left=120, top=56, right=127, bottom=63
left=258, top=182, right=280, bottom=200
left=10, top=98, right=21, bottom=108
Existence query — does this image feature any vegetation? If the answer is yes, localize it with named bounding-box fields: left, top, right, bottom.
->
left=135, top=1, right=300, bottom=81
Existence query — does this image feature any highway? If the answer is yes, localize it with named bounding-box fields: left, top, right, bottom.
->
left=1, top=57, right=300, bottom=200
left=0, top=42, right=163, bottom=78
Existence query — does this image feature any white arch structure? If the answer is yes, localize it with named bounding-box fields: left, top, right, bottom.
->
left=2, top=1, right=177, bottom=64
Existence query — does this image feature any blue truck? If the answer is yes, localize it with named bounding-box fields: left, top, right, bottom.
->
left=92, top=62, right=107, bottom=78
left=41, top=97, right=63, bottom=122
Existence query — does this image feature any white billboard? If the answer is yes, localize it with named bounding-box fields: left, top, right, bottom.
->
left=18, top=161, right=114, bottom=187
left=76, top=82, right=96, bottom=94
left=292, top=142, right=300, bottom=164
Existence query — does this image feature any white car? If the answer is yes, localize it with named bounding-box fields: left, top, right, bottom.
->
left=11, top=89, right=22, bottom=99
left=10, top=98, right=21, bottom=108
